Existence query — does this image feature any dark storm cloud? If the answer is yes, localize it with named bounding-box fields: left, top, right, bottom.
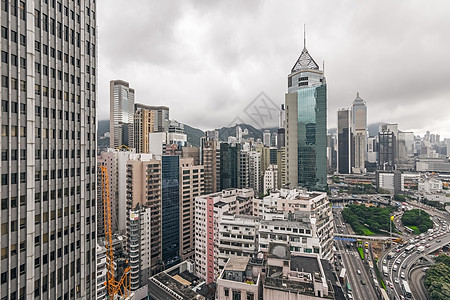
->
left=98, top=0, right=450, bottom=137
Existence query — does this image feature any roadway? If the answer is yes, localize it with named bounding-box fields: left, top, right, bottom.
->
left=378, top=219, right=450, bottom=299
left=333, top=207, right=379, bottom=300
left=409, top=266, right=429, bottom=300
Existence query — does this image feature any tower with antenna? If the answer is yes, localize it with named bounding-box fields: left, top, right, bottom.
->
left=285, top=27, right=328, bottom=191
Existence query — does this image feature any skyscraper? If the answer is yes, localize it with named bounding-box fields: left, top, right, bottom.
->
left=337, top=108, right=352, bottom=174
left=285, top=35, right=327, bottom=191
left=161, top=155, right=180, bottom=266
left=352, top=92, right=367, bottom=173
left=133, top=104, right=155, bottom=153
left=110, top=80, right=135, bottom=148
left=0, top=1, right=97, bottom=298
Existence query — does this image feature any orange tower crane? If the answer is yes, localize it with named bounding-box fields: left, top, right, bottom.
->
left=99, top=166, right=131, bottom=298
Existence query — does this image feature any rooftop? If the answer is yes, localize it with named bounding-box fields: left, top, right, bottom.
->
left=290, top=256, right=320, bottom=274
left=223, top=257, right=250, bottom=272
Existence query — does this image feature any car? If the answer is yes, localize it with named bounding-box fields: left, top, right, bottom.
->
left=429, top=237, right=434, bottom=241
left=402, top=264, right=407, bottom=269
left=426, top=244, right=431, bottom=248
left=423, top=267, right=429, bottom=272
left=361, top=279, right=366, bottom=285
left=395, top=248, right=401, bottom=253
left=415, top=243, right=420, bottom=247
left=383, top=259, right=387, bottom=264
left=396, top=259, right=401, bottom=264
left=421, top=240, right=426, bottom=244
left=402, top=253, right=407, bottom=258
left=401, top=272, right=405, bottom=279
left=348, top=293, right=353, bottom=300
left=394, top=277, right=400, bottom=284
left=436, top=240, right=441, bottom=243
left=357, top=270, right=361, bottom=275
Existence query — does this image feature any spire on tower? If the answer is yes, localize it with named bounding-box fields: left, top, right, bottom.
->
left=303, top=24, right=306, bottom=49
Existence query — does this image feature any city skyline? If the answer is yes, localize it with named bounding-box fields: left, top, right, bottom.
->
left=97, top=0, right=450, bottom=138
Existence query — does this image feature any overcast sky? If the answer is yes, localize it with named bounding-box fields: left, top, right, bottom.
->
left=97, top=0, right=450, bottom=138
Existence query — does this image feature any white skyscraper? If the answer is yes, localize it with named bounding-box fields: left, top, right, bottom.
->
left=263, top=130, right=271, bottom=147
left=352, top=92, right=367, bottom=173
left=110, top=80, right=135, bottom=148
left=0, top=1, right=97, bottom=298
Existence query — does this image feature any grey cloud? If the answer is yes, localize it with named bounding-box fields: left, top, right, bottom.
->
left=97, top=0, right=450, bottom=138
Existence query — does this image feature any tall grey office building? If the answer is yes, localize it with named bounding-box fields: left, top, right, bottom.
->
left=337, top=108, right=352, bottom=174
left=352, top=92, right=367, bottom=173
left=285, top=35, right=327, bottom=191
left=110, top=79, right=134, bottom=148
left=0, top=1, right=97, bottom=299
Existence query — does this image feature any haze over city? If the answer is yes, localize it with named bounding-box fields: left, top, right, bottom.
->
left=98, top=0, right=450, bottom=137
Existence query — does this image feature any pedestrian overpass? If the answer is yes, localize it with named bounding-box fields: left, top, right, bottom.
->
left=334, top=233, right=392, bottom=243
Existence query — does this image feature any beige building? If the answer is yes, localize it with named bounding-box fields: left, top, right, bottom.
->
left=216, top=257, right=263, bottom=300
left=133, top=104, right=155, bottom=153
left=179, top=158, right=204, bottom=261
left=182, top=146, right=201, bottom=165
left=254, top=188, right=334, bottom=260
left=194, top=189, right=255, bottom=284
left=126, top=159, right=163, bottom=275
left=263, top=244, right=334, bottom=299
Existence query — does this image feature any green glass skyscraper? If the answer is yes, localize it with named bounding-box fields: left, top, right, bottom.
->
left=285, top=37, right=327, bottom=191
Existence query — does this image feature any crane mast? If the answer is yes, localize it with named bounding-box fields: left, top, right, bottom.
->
left=99, top=166, right=131, bottom=298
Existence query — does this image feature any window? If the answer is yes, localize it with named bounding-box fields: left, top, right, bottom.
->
left=1, top=51, right=7, bottom=63
left=224, top=288, right=229, bottom=297
left=11, top=30, right=17, bottom=43
left=232, top=290, right=241, bottom=300
left=1, top=174, right=7, bottom=185
left=1, top=75, right=8, bottom=88
left=1, top=26, right=7, bottom=39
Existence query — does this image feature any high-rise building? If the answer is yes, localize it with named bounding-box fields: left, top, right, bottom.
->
left=179, top=158, right=204, bottom=261
left=0, top=1, right=97, bottom=298
left=219, top=142, right=240, bottom=190
left=201, top=140, right=218, bottom=194
left=110, top=80, right=135, bottom=148
left=248, top=151, right=261, bottom=194
left=337, top=108, right=352, bottom=174
left=379, top=130, right=396, bottom=170
left=285, top=37, right=327, bottom=191
left=352, top=92, right=367, bottom=173
left=194, top=189, right=254, bottom=284
left=238, top=150, right=250, bottom=189
left=236, top=125, right=243, bottom=143
left=263, top=164, right=278, bottom=193
left=277, top=104, right=286, bottom=150
left=127, top=206, right=152, bottom=290
left=133, top=103, right=155, bottom=153
left=161, top=155, right=180, bottom=266
left=126, top=159, right=163, bottom=275
left=263, top=130, right=271, bottom=147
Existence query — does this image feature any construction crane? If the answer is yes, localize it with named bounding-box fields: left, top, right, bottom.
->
left=99, top=166, right=131, bottom=299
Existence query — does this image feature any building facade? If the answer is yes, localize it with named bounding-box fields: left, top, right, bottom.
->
left=179, top=158, right=204, bottom=261
left=195, top=189, right=254, bottom=284
left=337, top=108, right=352, bottom=174
left=110, top=80, right=134, bottom=148
left=285, top=40, right=327, bottom=191
left=133, top=103, right=155, bottom=153
left=161, top=156, right=180, bottom=266
left=352, top=92, right=367, bottom=173
left=126, top=159, right=163, bottom=275
left=0, top=1, right=97, bottom=298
